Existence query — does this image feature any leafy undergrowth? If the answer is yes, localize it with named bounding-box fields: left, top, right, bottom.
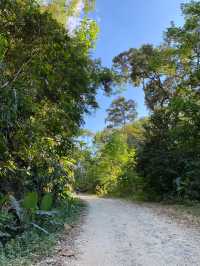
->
left=0, top=198, right=85, bottom=266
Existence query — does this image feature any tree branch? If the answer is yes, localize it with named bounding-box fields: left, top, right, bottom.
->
left=1, top=58, right=32, bottom=89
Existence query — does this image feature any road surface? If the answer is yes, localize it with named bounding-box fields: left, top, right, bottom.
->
left=66, top=195, right=200, bottom=266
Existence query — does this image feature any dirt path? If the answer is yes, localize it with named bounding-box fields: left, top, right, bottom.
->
left=65, top=195, right=200, bottom=266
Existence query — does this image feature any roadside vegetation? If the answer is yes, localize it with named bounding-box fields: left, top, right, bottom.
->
left=0, top=197, right=85, bottom=266
left=1, top=0, right=200, bottom=264
left=0, top=0, right=112, bottom=264
left=75, top=1, right=200, bottom=203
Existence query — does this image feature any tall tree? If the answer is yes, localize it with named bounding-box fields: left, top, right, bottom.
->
left=40, top=0, right=95, bottom=27
left=105, top=97, right=137, bottom=128
left=0, top=0, right=112, bottom=199
left=113, top=1, right=200, bottom=200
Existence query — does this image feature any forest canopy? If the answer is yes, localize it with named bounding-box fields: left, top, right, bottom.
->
left=75, top=1, right=200, bottom=202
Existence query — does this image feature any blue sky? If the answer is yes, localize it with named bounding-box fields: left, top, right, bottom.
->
left=84, top=0, right=188, bottom=132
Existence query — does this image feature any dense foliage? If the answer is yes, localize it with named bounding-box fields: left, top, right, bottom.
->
left=75, top=118, right=146, bottom=197
left=113, top=1, right=200, bottom=201
left=0, top=0, right=113, bottom=248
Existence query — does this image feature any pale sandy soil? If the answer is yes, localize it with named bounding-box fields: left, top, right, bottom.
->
left=39, top=195, right=200, bottom=266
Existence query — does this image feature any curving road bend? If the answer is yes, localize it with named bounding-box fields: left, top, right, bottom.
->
left=66, top=195, right=200, bottom=266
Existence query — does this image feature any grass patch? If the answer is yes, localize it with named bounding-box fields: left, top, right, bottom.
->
left=0, top=198, right=85, bottom=266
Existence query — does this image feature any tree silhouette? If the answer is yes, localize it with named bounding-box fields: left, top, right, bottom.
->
left=105, top=96, right=137, bottom=128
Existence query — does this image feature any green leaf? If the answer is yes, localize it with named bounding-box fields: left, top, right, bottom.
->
left=40, top=193, right=53, bottom=211
left=23, top=192, right=38, bottom=211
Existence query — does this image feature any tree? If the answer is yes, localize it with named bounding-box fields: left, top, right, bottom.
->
left=0, top=0, right=112, bottom=200
left=113, top=44, right=177, bottom=111
left=105, top=97, right=137, bottom=128
left=113, top=1, right=200, bottom=200
left=74, top=122, right=145, bottom=196
left=92, top=130, right=130, bottom=195
left=40, top=0, right=95, bottom=27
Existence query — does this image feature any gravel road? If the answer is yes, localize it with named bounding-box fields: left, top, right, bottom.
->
left=66, top=195, right=200, bottom=266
